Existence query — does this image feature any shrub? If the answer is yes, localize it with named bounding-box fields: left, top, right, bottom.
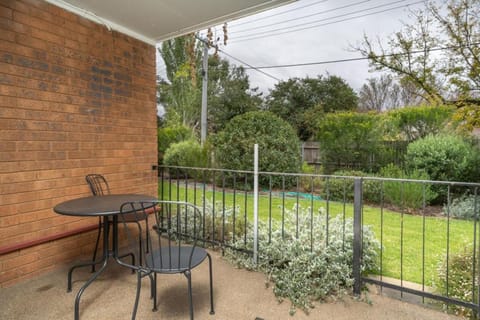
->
left=212, top=111, right=302, bottom=188
left=325, top=170, right=382, bottom=204
left=379, top=164, right=437, bottom=210
left=168, top=201, right=246, bottom=243
left=406, top=133, right=480, bottom=183
left=316, top=112, right=387, bottom=173
left=158, top=125, right=194, bottom=163
left=300, top=162, right=322, bottom=193
left=436, top=245, right=479, bottom=318
left=386, top=105, right=454, bottom=142
left=225, top=205, right=380, bottom=314
left=163, top=139, right=208, bottom=178
left=445, top=194, right=480, bottom=220
left=450, top=104, right=480, bottom=134
left=405, top=133, right=480, bottom=201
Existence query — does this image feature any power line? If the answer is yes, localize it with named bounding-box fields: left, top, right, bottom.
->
left=240, top=42, right=480, bottom=70
left=230, top=0, right=425, bottom=43
left=232, top=0, right=421, bottom=41
left=230, top=0, right=371, bottom=34
left=216, top=48, right=282, bottom=81
left=232, top=0, right=329, bottom=27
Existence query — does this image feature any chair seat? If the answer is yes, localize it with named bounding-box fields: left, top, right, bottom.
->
left=145, top=246, right=208, bottom=273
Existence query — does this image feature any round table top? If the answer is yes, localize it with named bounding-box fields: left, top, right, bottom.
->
left=53, top=194, right=157, bottom=217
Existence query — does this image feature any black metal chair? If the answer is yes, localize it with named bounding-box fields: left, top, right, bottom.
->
left=85, top=174, right=147, bottom=272
left=118, top=200, right=214, bottom=320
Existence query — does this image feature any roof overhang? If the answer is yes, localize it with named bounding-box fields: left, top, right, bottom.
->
left=45, top=0, right=296, bottom=45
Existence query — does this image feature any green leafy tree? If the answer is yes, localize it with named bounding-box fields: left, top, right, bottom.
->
left=158, top=35, right=261, bottom=134
left=449, top=104, right=480, bottom=133
left=356, top=0, right=480, bottom=105
left=158, top=34, right=202, bottom=128
left=265, top=75, right=358, bottom=141
left=207, top=57, right=262, bottom=133
left=386, top=105, right=455, bottom=141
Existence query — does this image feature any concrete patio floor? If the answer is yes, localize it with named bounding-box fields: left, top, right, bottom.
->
left=1, top=250, right=461, bottom=320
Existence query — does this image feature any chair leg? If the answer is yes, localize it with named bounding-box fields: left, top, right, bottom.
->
left=152, top=273, right=158, bottom=312
left=91, top=218, right=102, bottom=273
left=138, top=233, right=143, bottom=266
left=185, top=271, right=194, bottom=320
left=131, top=271, right=142, bottom=320
left=207, top=253, right=215, bottom=315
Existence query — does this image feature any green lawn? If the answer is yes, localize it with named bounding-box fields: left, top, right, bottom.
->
left=160, top=181, right=477, bottom=286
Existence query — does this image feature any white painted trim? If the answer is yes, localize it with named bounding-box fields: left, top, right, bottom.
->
left=44, top=0, right=156, bottom=45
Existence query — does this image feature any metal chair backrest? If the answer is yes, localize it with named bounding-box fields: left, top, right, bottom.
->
left=85, top=174, right=110, bottom=196
left=119, top=200, right=204, bottom=273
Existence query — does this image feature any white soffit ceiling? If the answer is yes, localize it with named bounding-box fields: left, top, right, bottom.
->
left=45, top=0, right=296, bottom=45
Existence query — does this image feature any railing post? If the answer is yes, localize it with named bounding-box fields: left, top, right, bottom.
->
left=253, top=144, right=259, bottom=265
left=353, top=177, right=363, bottom=296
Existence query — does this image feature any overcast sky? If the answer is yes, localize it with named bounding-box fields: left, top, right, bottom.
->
left=157, top=0, right=431, bottom=95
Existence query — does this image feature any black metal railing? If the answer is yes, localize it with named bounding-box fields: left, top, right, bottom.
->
left=159, top=165, right=480, bottom=316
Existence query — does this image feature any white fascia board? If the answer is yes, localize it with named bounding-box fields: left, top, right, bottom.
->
left=44, top=0, right=156, bottom=45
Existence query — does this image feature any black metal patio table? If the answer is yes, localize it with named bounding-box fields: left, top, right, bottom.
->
left=54, top=193, right=157, bottom=320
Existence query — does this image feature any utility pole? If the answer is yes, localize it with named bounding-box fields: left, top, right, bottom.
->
left=200, top=41, right=208, bottom=145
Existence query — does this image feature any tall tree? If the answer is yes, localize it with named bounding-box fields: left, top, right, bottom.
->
left=358, top=74, right=425, bottom=111
left=265, top=75, right=358, bottom=140
left=207, top=57, right=262, bottom=133
left=158, top=34, right=202, bottom=128
left=355, top=0, right=480, bottom=105
left=158, top=34, right=261, bottom=133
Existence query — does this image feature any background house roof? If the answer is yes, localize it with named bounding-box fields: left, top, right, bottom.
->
left=45, top=0, right=295, bottom=45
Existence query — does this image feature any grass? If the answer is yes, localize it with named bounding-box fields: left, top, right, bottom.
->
left=159, top=180, right=477, bottom=287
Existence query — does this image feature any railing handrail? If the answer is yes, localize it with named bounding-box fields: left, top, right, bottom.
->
left=160, top=165, right=480, bottom=187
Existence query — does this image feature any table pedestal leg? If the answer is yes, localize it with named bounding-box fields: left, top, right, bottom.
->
left=72, top=216, right=110, bottom=320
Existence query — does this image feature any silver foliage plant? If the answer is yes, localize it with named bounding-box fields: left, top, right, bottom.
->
left=225, top=205, right=380, bottom=314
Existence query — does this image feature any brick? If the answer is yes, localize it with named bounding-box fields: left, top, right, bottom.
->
left=0, top=5, right=13, bottom=19
left=0, top=29, right=14, bottom=42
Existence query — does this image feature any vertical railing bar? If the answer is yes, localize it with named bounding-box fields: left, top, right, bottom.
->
left=446, top=185, right=451, bottom=299
left=269, top=176, right=273, bottom=244
left=212, top=171, right=216, bottom=244
left=422, top=182, right=426, bottom=304
left=176, top=168, right=180, bottom=202
left=184, top=172, right=188, bottom=203
left=310, top=175, right=314, bottom=252
left=160, top=166, right=164, bottom=200
left=244, top=175, right=248, bottom=246
left=400, top=180, right=404, bottom=298
left=253, top=144, right=259, bottom=264
left=342, top=177, right=347, bottom=251
left=222, top=171, right=226, bottom=245
left=232, top=173, right=237, bottom=244
left=325, top=176, right=330, bottom=246
left=473, top=186, right=478, bottom=304
left=475, top=187, right=480, bottom=316
left=193, top=172, right=197, bottom=207
left=353, top=178, right=363, bottom=296
left=282, top=176, right=285, bottom=239
left=184, top=172, right=188, bottom=235
left=380, top=180, right=385, bottom=292
left=296, top=176, right=299, bottom=239
left=168, top=169, right=172, bottom=201
left=202, top=170, right=206, bottom=246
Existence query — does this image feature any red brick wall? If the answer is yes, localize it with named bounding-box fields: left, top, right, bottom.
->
left=0, top=0, right=158, bottom=286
